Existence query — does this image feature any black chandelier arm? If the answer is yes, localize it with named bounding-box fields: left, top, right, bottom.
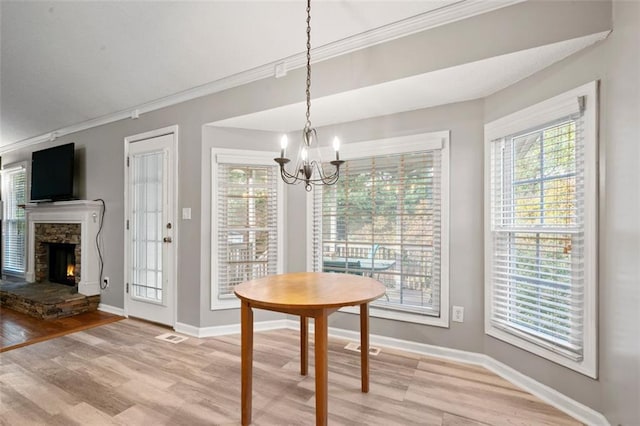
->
left=304, top=160, right=342, bottom=185
left=277, top=164, right=305, bottom=185
left=274, top=157, right=344, bottom=188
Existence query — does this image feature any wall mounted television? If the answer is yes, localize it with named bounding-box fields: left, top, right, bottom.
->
left=30, top=142, right=76, bottom=202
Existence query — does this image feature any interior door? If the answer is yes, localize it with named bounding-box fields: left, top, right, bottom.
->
left=125, top=131, right=176, bottom=326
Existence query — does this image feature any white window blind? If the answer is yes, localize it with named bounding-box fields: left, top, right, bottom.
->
left=215, top=162, right=279, bottom=300
left=313, top=151, right=443, bottom=316
left=489, top=113, right=586, bottom=360
left=2, top=166, right=27, bottom=275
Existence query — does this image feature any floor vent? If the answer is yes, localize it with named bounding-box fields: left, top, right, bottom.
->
left=155, top=333, right=188, bottom=344
left=344, top=341, right=381, bottom=356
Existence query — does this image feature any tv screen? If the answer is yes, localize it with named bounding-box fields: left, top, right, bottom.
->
left=30, top=143, right=75, bottom=202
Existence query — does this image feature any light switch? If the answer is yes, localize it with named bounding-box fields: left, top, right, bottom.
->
left=182, top=207, right=191, bottom=220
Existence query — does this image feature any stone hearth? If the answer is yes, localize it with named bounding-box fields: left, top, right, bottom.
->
left=0, top=280, right=99, bottom=320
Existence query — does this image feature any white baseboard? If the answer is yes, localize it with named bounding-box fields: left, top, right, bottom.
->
left=170, top=319, right=606, bottom=425
left=98, top=303, right=125, bottom=316
left=482, top=358, right=609, bottom=426
left=325, top=325, right=487, bottom=366
left=175, top=319, right=290, bottom=338
left=280, top=320, right=607, bottom=426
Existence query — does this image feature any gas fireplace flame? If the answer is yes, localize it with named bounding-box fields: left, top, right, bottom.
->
left=66, top=263, right=75, bottom=278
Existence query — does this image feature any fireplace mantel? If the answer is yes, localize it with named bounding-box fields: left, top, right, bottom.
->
left=25, top=200, right=103, bottom=296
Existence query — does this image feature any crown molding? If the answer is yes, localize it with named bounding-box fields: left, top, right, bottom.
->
left=0, top=0, right=524, bottom=155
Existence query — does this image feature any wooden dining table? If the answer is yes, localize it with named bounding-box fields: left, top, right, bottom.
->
left=234, top=272, right=386, bottom=426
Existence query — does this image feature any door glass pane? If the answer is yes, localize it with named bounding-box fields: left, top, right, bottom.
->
left=131, top=151, right=164, bottom=302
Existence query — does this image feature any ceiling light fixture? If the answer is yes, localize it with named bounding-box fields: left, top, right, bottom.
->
left=274, top=0, right=344, bottom=191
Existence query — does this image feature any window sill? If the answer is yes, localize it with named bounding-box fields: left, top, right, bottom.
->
left=340, top=305, right=449, bottom=327
left=211, top=299, right=240, bottom=310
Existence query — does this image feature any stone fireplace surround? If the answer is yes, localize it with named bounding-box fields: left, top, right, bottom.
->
left=34, top=223, right=81, bottom=284
left=25, top=201, right=102, bottom=296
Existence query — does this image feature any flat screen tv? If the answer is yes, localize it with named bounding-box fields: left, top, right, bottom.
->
left=30, top=142, right=75, bottom=202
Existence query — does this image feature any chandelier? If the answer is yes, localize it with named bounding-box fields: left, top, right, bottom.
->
left=274, top=0, right=344, bottom=191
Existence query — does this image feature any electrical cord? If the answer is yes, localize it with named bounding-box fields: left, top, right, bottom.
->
left=93, top=198, right=107, bottom=289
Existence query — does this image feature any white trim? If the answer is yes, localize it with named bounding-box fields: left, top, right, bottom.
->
left=1, top=161, right=28, bottom=173
left=1, top=161, right=30, bottom=276
left=329, top=326, right=609, bottom=426
left=307, top=131, right=450, bottom=326
left=24, top=200, right=103, bottom=296
left=98, top=303, right=125, bottom=316
left=482, top=358, right=608, bottom=426
left=338, top=305, right=449, bottom=327
left=174, top=319, right=289, bottom=338
left=123, top=125, right=179, bottom=327
left=485, top=92, right=583, bottom=141
left=483, top=81, right=598, bottom=378
left=0, top=1, right=524, bottom=155
left=180, top=318, right=606, bottom=425
left=210, top=148, right=285, bottom=310
left=319, top=131, right=447, bottom=160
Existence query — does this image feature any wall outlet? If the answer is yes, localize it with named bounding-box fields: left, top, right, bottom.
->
left=452, top=305, right=464, bottom=323
left=103, top=277, right=110, bottom=287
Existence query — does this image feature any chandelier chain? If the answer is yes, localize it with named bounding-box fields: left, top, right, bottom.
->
left=274, top=0, right=344, bottom=191
left=305, top=0, right=312, bottom=131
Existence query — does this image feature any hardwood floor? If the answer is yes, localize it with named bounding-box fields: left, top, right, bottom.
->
left=0, top=307, right=122, bottom=352
left=0, top=319, right=581, bottom=425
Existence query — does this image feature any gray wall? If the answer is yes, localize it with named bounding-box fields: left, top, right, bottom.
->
left=312, top=100, right=485, bottom=353
left=3, top=1, right=636, bottom=423
left=483, top=1, right=640, bottom=423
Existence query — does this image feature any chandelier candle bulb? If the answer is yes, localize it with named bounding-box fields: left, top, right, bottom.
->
left=333, top=137, right=340, bottom=160
left=280, top=135, right=288, bottom=158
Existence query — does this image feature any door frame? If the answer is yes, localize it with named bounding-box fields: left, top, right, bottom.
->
left=123, top=125, right=179, bottom=327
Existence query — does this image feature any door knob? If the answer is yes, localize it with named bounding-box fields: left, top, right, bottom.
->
left=163, top=237, right=172, bottom=243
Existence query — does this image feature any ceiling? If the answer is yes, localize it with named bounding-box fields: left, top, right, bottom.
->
left=0, top=0, right=461, bottom=147
left=0, top=1, right=607, bottom=150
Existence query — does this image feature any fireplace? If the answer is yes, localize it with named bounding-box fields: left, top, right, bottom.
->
left=25, top=201, right=103, bottom=296
left=48, top=243, right=77, bottom=286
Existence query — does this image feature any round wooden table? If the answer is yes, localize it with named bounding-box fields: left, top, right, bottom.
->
left=234, top=272, right=386, bottom=426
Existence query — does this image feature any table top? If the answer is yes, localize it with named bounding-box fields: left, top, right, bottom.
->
left=234, top=272, right=386, bottom=311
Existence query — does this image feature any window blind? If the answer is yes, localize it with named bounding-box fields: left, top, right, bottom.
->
left=314, top=151, right=442, bottom=316
left=489, top=114, right=585, bottom=359
left=2, top=167, right=26, bottom=274
left=216, top=163, right=278, bottom=298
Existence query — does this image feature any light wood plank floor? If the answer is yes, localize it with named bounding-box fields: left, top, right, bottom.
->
left=0, top=307, right=122, bottom=352
left=0, top=319, right=581, bottom=425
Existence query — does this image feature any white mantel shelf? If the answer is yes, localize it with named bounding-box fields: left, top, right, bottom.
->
left=25, top=200, right=103, bottom=296
left=24, top=200, right=103, bottom=211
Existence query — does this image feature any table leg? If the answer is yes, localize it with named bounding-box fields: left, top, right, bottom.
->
left=300, top=316, right=308, bottom=376
left=241, top=301, right=253, bottom=426
left=315, top=312, right=329, bottom=426
left=360, top=303, right=370, bottom=393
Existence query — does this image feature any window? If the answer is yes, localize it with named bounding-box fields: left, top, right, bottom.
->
left=211, top=149, right=284, bottom=309
left=310, top=132, right=449, bottom=326
left=2, top=164, right=27, bottom=276
left=485, top=82, right=598, bottom=377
